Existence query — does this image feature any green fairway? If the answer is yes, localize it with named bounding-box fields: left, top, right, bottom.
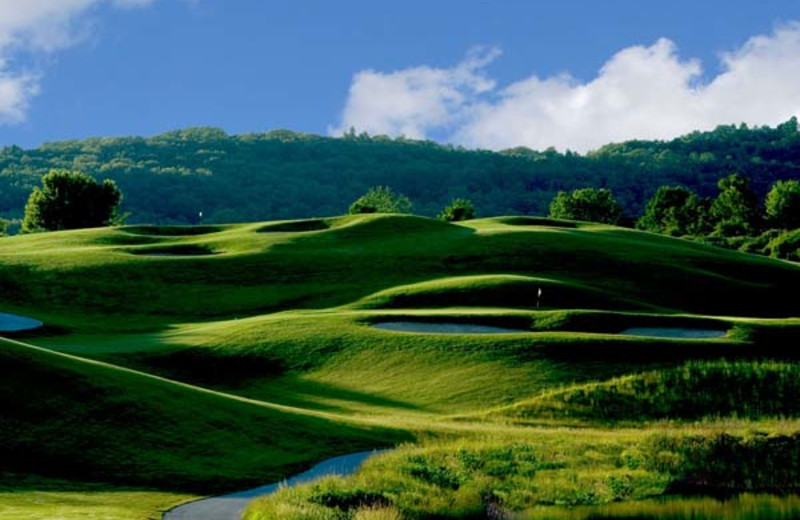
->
left=2, top=214, right=800, bottom=519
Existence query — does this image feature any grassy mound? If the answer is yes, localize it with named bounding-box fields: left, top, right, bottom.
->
left=2, top=214, right=800, bottom=520
left=0, top=337, right=397, bottom=493
left=496, top=361, right=800, bottom=423
left=0, top=215, right=798, bottom=325
left=352, top=275, right=646, bottom=311
left=91, top=311, right=798, bottom=419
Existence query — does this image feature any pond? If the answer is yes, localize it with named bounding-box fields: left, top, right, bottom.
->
left=0, top=312, right=43, bottom=332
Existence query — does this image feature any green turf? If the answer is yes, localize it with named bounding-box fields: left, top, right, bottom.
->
left=0, top=336, right=401, bottom=493
left=1, top=215, right=798, bottom=332
left=2, top=214, right=800, bottom=519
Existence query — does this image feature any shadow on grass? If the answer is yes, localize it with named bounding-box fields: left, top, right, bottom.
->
left=236, top=376, right=430, bottom=414
left=122, top=225, right=226, bottom=236
left=128, top=349, right=427, bottom=413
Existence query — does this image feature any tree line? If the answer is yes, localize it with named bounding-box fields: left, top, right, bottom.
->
left=2, top=119, right=798, bottom=261
left=7, top=166, right=798, bottom=262
left=0, top=118, right=798, bottom=226
left=544, top=176, right=800, bottom=261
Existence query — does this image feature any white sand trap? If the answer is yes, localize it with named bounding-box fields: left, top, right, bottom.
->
left=620, top=327, right=727, bottom=339
left=0, top=312, right=43, bottom=332
left=374, top=321, right=528, bottom=334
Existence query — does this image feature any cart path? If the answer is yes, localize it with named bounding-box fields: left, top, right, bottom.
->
left=163, top=450, right=382, bottom=520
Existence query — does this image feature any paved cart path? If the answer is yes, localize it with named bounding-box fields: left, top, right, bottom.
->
left=163, top=451, right=381, bottom=520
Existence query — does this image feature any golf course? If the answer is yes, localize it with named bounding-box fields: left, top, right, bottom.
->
left=1, top=214, right=800, bottom=519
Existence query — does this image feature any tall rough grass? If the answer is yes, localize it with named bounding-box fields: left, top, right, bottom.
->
left=245, top=430, right=800, bottom=520
left=504, top=361, right=800, bottom=422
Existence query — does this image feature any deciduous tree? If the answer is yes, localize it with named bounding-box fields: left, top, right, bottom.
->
left=548, top=188, right=622, bottom=224
left=765, top=179, right=800, bottom=230
left=22, top=169, right=123, bottom=233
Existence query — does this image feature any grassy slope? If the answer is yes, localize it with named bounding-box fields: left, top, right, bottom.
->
left=492, top=360, right=800, bottom=424
left=0, top=336, right=399, bottom=493
left=1, top=215, right=798, bottom=331
left=2, top=215, right=800, bottom=519
left=0, top=475, right=192, bottom=520
left=41, top=309, right=795, bottom=419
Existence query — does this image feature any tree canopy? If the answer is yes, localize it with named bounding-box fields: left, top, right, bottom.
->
left=709, top=174, right=761, bottom=236
left=22, top=169, right=122, bottom=233
left=548, top=188, right=622, bottom=224
left=0, top=119, right=798, bottom=225
left=348, top=186, right=413, bottom=214
left=765, top=179, right=800, bottom=230
left=637, top=186, right=709, bottom=236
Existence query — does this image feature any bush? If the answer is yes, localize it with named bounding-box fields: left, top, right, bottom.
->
left=438, top=198, right=475, bottom=222
left=764, top=229, right=800, bottom=261
left=348, top=186, right=413, bottom=215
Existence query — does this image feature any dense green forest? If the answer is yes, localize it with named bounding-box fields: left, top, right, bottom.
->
left=1, top=119, right=799, bottom=225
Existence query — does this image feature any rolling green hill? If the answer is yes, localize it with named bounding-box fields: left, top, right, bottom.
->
left=0, top=336, right=396, bottom=493
left=2, top=214, right=800, bottom=519
left=1, top=215, right=798, bottom=330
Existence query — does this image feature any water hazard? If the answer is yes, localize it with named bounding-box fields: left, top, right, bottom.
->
left=0, top=312, right=43, bottom=332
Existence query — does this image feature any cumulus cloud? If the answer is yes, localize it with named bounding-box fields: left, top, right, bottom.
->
left=0, top=0, right=158, bottom=123
left=331, top=47, right=500, bottom=139
left=333, top=23, right=800, bottom=152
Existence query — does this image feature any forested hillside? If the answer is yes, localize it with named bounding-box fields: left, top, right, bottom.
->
left=1, top=119, right=798, bottom=224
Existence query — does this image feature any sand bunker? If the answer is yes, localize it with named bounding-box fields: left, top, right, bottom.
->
left=132, top=245, right=217, bottom=257
left=620, top=327, right=727, bottom=339
left=0, top=312, right=43, bottom=332
left=374, top=321, right=528, bottom=334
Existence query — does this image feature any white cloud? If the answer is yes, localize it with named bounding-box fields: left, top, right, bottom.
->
left=0, top=60, right=39, bottom=124
left=0, top=0, right=159, bottom=123
left=330, top=47, right=500, bottom=139
left=333, top=23, right=800, bottom=152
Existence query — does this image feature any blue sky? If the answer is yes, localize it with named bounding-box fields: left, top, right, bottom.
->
left=1, top=0, right=800, bottom=151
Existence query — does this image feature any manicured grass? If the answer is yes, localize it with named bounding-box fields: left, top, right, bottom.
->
left=1, top=215, right=798, bottom=334
left=0, top=474, right=191, bottom=520
left=2, top=214, right=800, bottom=519
left=36, top=309, right=799, bottom=419
left=0, top=336, right=402, bottom=493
